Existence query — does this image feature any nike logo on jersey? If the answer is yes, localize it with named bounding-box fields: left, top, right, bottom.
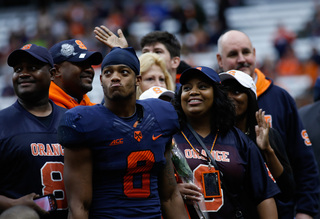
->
left=152, top=134, right=162, bottom=141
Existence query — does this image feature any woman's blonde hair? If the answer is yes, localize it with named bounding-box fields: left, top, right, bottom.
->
left=136, top=52, right=175, bottom=99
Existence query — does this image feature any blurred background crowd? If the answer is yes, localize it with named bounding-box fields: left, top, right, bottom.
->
left=0, top=0, right=319, bottom=108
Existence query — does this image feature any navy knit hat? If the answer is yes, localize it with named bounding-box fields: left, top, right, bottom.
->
left=49, top=39, right=102, bottom=65
left=180, top=66, right=221, bottom=85
left=7, top=44, right=54, bottom=67
left=101, top=47, right=140, bottom=75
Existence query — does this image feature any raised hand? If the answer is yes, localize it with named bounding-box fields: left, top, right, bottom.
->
left=256, top=109, right=284, bottom=178
left=94, top=25, right=128, bottom=49
left=255, top=109, right=271, bottom=151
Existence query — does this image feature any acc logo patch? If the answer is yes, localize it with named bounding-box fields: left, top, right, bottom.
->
left=109, top=138, right=123, bottom=146
left=134, top=131, right=143, bottom=142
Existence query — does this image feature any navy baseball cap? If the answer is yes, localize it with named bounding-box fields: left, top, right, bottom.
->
left=180, top=66, right=221, bottom=85
left=49, top=39, right=102, bottom=65
left=101, top=47, right=140, bottom=75
left=7, top=44, right=54, bottom=68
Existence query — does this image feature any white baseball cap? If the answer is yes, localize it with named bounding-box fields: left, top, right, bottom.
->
left=139, top=86, right=175, bottom=101
left=219, top=70, right=257, bottom=98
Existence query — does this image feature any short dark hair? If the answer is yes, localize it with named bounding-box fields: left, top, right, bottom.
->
left=140, top=31, right=181, bottom=58
left=174, top=81, right=235, bottom=136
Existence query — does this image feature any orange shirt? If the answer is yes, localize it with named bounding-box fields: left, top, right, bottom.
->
left=49, top=81, right=95, bottom=109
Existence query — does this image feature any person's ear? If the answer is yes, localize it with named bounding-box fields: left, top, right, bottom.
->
left=53, top=64, right=62, bottom=78
left=136, top=75, right=142, bottom=86
left=49, top=67, right=56, bottom=81
left=216, top=53, right=223, bottom=69
left=100, top=74, right=103, bottom=86
left=171, top=56, right=181, bottom=69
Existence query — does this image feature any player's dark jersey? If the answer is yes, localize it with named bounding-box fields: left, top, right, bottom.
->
left=174, top=126, right=279, bottom=219
left=58, top=99, right=179, bottom=219
left=255, top=69, right=320, bottom=217
left=0, top=100, right=67, bottom=218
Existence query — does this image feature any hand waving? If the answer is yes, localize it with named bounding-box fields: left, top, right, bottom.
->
left=94, top=25, right=128, bottom=49
left=255, top=109, right=270, bottom=151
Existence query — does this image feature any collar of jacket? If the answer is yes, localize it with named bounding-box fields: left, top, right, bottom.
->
left=255, top=68, right=272, bottom=97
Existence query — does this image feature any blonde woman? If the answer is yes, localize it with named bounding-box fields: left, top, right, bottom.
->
left=137, top=53, right=175, bottom=99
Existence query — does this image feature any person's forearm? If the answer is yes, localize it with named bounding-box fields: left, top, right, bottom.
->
left=0, top=195, right=15, bottom=211
left=295, top=212, right=313, bottom=219
left=161, top=189, right=188, bottom=219
left=257, top=198, right=278, bottom=219
left=66, top=183, right=91, bottom=219
left=262, top=146, right=283, bottom=178
left=0, top=193, right=38, bottom=211
left=160, top=144, right=188, bottom=219
left=0, top=193, right=46, bottom=215
left=64, top=147, right=92, bottom=219
left=68, top=204, right=89, bottom=219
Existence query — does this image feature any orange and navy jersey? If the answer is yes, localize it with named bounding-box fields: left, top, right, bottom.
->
left=255, top=69, right=320, bottom=216
left=174, top=126, right=279, bottom=219
left=0, top=100, right=68, bottom=218
left=58, top=98, right=179, bottom=218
